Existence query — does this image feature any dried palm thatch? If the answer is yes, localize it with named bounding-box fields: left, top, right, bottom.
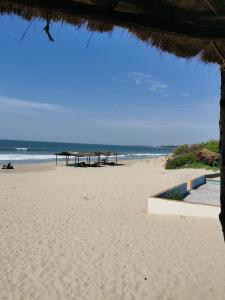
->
left=197, top=148, right=220, bottom=166
left=1, top=0, right=225, bottom=64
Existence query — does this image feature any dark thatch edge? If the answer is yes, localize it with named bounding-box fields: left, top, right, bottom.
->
left=1, top=0, right=225, bottom=64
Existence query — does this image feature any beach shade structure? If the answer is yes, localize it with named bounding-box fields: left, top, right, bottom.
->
left=113, top=152, right=120, bottom=165
left=94, top=151, right=105, bottom=165
left=55, top=151, right=92, bottom=166
left=74, top=152, right=95, bottom=166
left=55, top=151, right=114, bottom=167
left=2, top=0, right=225, bottom=239
left=55, top=151, right=78, bottom=165
left=56, top=151, right=121, bottom=166
left=105, top=151, right=120, bottom=165
left=103, top=151, right=112, bottom=164
left=95, top=151, right=121, bottom=165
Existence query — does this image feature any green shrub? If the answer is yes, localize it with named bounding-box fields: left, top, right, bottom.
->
left=183, top=162, right=219, bottom=170
left=173, top=144, right=191, bottom=156
left=165, top=152, right=197, bottom=169
left=173, top=140, right=219, bottom=156
left=203, top=140, right=219, bottom=153
left=173, top=143, right=202, bottom=156
left=189, top=143, right=204, bottom=152
left=167, top=140, right=219, bottom=170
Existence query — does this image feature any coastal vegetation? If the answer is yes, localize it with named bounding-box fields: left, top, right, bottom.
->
left=165, top=140, right=220, bottom=170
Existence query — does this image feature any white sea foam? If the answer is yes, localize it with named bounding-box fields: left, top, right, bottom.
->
left=0, top=154, right=57, bottom=161
left=15, top=148, right=28, bottom=151
left=0, top=152, right=168, bottom=162
left=125, top=153, right=167, bottom=157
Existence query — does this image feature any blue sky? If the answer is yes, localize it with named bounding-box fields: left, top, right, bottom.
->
left=0, top=15, right=220, bottom=145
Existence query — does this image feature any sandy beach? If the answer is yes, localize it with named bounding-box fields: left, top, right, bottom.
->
left=0, top=157, right=224, bottom=300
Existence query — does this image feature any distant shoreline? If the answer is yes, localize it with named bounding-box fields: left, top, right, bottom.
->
left=0, top=157, right=167, bottom=173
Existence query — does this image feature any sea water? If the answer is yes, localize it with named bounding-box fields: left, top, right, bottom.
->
left=0, top=139, right=175, bottom=164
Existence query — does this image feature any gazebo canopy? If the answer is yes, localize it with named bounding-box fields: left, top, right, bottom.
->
left=55, top=151, right=78, bottom=156
left=1, top=0, right=225, bottom=65
left=55, top=151, right=120, bottom=157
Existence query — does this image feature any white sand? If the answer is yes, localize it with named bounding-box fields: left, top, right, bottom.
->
left=0, top=158, right=224, bottom=300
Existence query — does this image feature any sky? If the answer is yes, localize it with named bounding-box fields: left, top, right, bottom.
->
left=0, top=15, right=220, bottom=146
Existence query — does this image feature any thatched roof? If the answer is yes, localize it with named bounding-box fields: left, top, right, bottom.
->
left=55, top=151, right=120, bottom=157
left=55, top=151, right=78, bottom=156
left=1, top=0, right=225, bottom=65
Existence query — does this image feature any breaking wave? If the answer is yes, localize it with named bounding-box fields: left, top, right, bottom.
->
left=0, top=154, right=56, bottom=161
left=15, top=148, right=28, bottom=151
left=0, top=152, right=168, bottom=162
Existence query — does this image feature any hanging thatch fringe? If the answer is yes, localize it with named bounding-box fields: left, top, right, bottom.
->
left=1, top=0, right=225, bottom=64
left=211, top=42, right=225, bottom=70
left=203, top=0, right=219, bottom=16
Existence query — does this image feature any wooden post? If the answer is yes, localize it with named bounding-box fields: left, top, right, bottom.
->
left=220, top=68, right=225, bottom=241
left=56, top=155, right=57, bottom=166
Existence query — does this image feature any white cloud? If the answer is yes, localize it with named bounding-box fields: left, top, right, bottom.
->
left=148, top=82, right=168, bottom=92
left=127, top=72, right=168, bottom=92
left=181, top=92, right=191, bottom=97
left=0, top=96, right=72, bottom=114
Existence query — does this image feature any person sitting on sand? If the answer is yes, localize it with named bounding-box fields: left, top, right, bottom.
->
left=2, top=162, right=14, bottom=170
left=6, top=163, right=14, bottom=169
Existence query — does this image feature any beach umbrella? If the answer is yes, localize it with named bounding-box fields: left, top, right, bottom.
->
left=1, top=0, right=225, bottom=239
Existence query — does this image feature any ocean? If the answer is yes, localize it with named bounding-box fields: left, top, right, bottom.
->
left=0, top=139, right=175, bottom=164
